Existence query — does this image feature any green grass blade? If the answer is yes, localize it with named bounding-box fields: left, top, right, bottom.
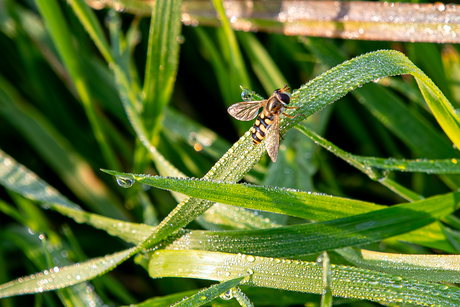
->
left=338, top=247, right=460, bottom=283
left=149, top=250, right=460, bottom=306
left=101, top=169, right=384, bottom=221
left=0, top=150, right=144, bottom=240
left=163, top=191, right=457, bottom=256
left=0, top=247, right=136, bottom=298
left=210, top=0, right=250, bottom=88
left=163, top=108, right=231, bottom=161
left=35, top=0, right=120, bottom=170
left=0, top=91, right=127, bottom=219
left=296, top=125, right=460, bottom=174
left=142, top=0, right=182, bottom=145
left=132, top=50, right=460, bottom=251
left=237, top=32, right=286, bottom=94
left=67, top=0, right=113, bottom=63
left=172, top=277, right=245, bottom=307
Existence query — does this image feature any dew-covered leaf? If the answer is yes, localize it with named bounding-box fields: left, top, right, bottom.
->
left=101, top=169, right=383, bottom=221
left=0, top=247, right=136, bottom=298
left=171, top=277, right=245, bottom=307
left=149, top=250, right=460, bottom=306
left=162, top=191, right=458, bottom=257
left=296, top=125, right=460, bottom=174
left=0, top=150, right=154, bottom=244
left=337, top=247, right=460, bottom=283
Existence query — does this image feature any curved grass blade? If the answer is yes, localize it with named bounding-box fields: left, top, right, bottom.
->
left=304, top=39, right=460, bottom=189
left=149, top=250, right=460, bottom=306
left=296, top=125, right=460, bottom=174
left=337, top=247, right=460, bottom=283
left=0, top=247, right=136, bottom=298
left=171, top=277, right=245, bottom=307
left=295, top=124, right=457, bottom=202
left=288, top=50, right=460, bottom=149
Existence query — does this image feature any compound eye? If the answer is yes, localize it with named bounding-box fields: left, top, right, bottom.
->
left=278, top=92, right=290, bottom=104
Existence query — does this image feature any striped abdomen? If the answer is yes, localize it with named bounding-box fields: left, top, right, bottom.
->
left=250, top=111, right=274, bottom=144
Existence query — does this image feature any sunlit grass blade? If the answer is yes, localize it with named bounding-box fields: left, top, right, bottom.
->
left=1, top=226, right=108, bottom=306
left=35, top=0, right=120, bottom=171
left=211, top=0, right=250, bottom=88
left=337, top=247, right=460, bottom=283
left=302, top=42, right=460, bottom=181
left=172, top=277, right=245, bottom=307
left=67, top=0, right=113, bottom=63
left=0, top=247, right=136, bottom=298
left=288, top=50, right=460, bottom=150
left=142, top=0, right=182, bottom=146
left=149, top=250, right=460, bottom=306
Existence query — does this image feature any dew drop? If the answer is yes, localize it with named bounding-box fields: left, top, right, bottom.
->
left=241, top=90, right=253, bottom=102
left=220, top=290, right=233, bottom=300
left=176, top=35, right=185, bottom=44
left=246, top=255, right=255, bottom=262
left=116, top=176, right=135, bottom=188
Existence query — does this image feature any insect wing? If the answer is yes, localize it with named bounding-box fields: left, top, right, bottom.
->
left=227, top=100, right=266, bottom=121
left=265, top=112, right=280, bottom=162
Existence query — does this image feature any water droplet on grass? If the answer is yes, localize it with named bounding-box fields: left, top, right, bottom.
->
left=116, top=176, right=135, bottom=188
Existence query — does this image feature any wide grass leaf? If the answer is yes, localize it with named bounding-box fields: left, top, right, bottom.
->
left=338, top=247, right=460, bottom=283
left=149, top=250, right=460, bottom=306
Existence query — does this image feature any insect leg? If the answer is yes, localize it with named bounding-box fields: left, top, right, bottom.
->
left=282, top=112, right=305, bottom=119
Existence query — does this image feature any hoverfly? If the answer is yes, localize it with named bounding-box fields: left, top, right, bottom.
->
left=227, top=85, right=302, bottom=162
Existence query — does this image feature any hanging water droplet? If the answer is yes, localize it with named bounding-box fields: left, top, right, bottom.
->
left=240, top=86, right=253, bottom=102
left=116, top=176, right=135, bottom=188
left=367, top=167, right=389, bottom=182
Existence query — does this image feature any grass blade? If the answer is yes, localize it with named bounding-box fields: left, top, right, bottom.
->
left=142, top=0, right=182, bottom=145
left=35, top=0, right=120, bottom=170
left=149, top=250, right=460, bottom=306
